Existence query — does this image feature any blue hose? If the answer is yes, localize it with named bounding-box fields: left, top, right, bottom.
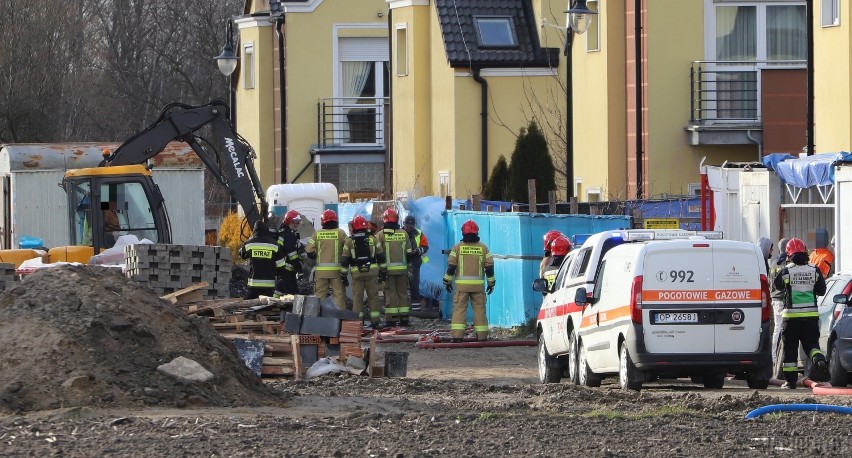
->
left=745, top=403, right=852, bottom=419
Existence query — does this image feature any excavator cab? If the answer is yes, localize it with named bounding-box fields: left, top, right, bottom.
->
left=56, top=164, right=171, bottom=262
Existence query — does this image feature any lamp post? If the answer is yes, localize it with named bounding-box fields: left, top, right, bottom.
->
left=564, top=1, right=596, bottom=203
left=214, top=18, right=239, bottom=122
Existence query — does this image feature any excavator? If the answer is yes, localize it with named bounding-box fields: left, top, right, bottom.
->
left=52, top=100, right=267, bottom=263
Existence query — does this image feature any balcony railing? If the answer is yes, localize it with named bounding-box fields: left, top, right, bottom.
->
left=689, top=60, right=805, bottom=125
left=317, top=97, right=389, bottom=148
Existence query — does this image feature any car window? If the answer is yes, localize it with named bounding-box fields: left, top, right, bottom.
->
left=571, top=248, right=591, bottom=279
left=555, top=252, right=575, bottom=289
left=592, top=260, right=606, bottom=302
left=820, top=277, right=851, bottom=306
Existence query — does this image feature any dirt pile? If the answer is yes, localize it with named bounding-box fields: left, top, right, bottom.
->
left=0, top=265, right=273, bottom=412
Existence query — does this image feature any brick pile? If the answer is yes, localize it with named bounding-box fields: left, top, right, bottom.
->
left=0, top=263, right=17, bottom=291
left=124, top=244, right=231, bottom=299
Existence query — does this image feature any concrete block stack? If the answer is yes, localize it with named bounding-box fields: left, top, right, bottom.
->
left=0, top=262, right=17, bottom=291
left=124, top=244, right=232, bottom=299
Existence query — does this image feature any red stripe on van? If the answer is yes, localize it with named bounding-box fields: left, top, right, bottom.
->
left=536, top=302, right=585, bottom=321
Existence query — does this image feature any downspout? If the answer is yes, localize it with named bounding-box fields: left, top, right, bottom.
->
left=387, top=8, right=394, bottom=196
left=276, top=16, right=288, bottom=182
left=472, top=67, right=488, bottom=190
left=746, top=129, right=763, bottom=161
left=806, top=0, right=815, bottom=155
left=634, top=0, right=644, bottom=199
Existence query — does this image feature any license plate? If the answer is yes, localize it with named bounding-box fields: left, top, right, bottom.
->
left=654, top=312, right=698, bottom=324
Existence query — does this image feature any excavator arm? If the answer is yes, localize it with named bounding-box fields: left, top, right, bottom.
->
left=102, top=100, right=267, bottom=228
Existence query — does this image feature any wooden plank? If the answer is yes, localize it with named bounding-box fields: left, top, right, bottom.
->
left=291, top=334, right=303, bottom=381
left=262, top=357, right=294, bottom=366
left=160, top=282, right=209, bottom=304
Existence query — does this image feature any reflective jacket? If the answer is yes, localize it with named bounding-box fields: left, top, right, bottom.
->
left=445, top=241, right=495, bottom=293
left=773, top=262, right=826, bottom=318
left=306, top=228, right=347, bottom=279
left=277, top=226, right=303, bottom=273
left=240, top=231, right=286, bottom=289
left=376, top=228, right=412, bottom=276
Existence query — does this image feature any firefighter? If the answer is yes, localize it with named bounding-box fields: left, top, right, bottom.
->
left=542, top=236, right=571, bottom=290
left=376, top=208, right=413, bottom=327
left=539, top=230, right=564, bottom=278
left=443, top=219, right=495, bottom=342
left=773, top=237, right=830, bottom=388
left=239, top=220, right=286, bottom=300
left=403, top=215, right=429, bottom=312
left=274, top=210, right=304, bottom=297
left=305, top=209, right=348, bottom=309
left=769, top=237, right=790, bottom=369
left=341, top=215, right=385, bottom=328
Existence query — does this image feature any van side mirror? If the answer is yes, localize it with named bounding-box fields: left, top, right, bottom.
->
left=532, top=278, right=549, bottom=293
left=574, top=287, right=588, bottom=305
left=834, top=294, right=849, bottom=305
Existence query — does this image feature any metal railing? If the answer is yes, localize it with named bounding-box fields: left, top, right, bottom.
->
left=689, top=60, right=805, bottom=125
left=317, top=97, right=389, bottom=148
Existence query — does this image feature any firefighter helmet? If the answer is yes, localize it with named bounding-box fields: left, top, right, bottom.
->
left=543, top=230, right=564, bottom=251
left=351, top=215, right=369, bottom=231
left=550, top=236, right=572, bottom=256
left=320, top=209, right=338, bottom=225
left=383, top=208, right=399, bottom=223
left=461, top=219, right=479, bottom=235
left=786, top=237, right=807, bottom=257
left=282, top=210, right=301, bottom=225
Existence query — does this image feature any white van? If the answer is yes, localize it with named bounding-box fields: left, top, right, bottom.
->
left=572, top=237, right=772, bottom=390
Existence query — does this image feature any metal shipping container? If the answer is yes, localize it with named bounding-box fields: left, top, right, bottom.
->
left=0, top=143, right=204, bottom=250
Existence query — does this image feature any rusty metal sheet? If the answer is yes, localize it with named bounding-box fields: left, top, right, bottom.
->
left=0, top=142, right=202, bottom=172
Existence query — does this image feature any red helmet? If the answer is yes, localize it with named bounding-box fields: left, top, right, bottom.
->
left=320, top=209, right=337, bottom=224
left=551, top=236, right=572, bottom=256
left=383, top=208, right=399, bottom=223
left=786, top=237, right=807, bottom=257
left=351, top=215, right=369, bottom=231
left=543, top=230, right=564, bottom=251
left=282, top=210, right=301, bottom=225
left=461, top=219, right=479, bottom=235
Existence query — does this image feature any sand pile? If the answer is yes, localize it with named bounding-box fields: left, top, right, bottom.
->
left=0, top=265, right=273, bottom=412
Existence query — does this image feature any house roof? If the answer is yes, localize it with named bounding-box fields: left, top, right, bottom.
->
left=435, top=0, right=560, bottom=68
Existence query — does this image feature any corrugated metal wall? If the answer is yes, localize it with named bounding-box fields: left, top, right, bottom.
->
left=153, top=169, right=204, bottom=245
left=781, top=206, right=833, bottom=248
left=10, top=171, right=69, bottom=248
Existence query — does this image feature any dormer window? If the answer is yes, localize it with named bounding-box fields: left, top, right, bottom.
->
left=474, top=16, right=518, bottom=48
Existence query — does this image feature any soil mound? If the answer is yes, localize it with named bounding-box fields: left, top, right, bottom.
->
left=0, top=265, right=273, bottom=412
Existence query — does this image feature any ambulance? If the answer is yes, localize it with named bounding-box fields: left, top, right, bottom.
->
left=535, top=230, right=772, bottom=390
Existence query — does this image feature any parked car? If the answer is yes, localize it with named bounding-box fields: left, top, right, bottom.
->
left=817, top=271, right=852, bottom=351
left=827, top=290, right=852, bottom=387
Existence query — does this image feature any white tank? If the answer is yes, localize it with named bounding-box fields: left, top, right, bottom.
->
left=266, top=183, right=339, bottom=236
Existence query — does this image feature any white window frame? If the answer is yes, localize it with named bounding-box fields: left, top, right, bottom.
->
left=586, top=0, right=601, bottom=52
left=439, top=171, right=451, bottom=198
left=243, top=42, right=255, bottom=90
left=821, top=0, right=841, bottom=27
left=688, top=182, right=702, bottom=196
left=586, top=187, right=602, bottom=202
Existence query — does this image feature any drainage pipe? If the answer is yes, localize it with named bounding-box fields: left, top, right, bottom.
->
left=745, top=403, right=852, bottom=420
left=415, top=339, right=536, bottom=349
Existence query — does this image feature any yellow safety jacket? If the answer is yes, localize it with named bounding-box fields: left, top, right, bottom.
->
left=306, top=228, right=347, bottom=279
left=377, top=228, right=412, bottom=275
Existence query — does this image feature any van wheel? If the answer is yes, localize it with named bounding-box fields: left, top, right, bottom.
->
left=619, top=345, right=643, bottom=391
left=745, top=372, right=770, bottom=389
left=566, top=330, right=579, bottom=385
left=538, top=334, right=563, bottom=384
left=689, top=375, right=703, bottom=385
left=578, top=341, right=601, bottom=387
left=829, top=341, right=849, bottom=387
left=703, top=372, right=725, bottom=389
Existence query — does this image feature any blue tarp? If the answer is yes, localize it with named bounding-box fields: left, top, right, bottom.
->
left=624, top=198, right=703, bottom=230
left=761, top=152, right=852, bottom=187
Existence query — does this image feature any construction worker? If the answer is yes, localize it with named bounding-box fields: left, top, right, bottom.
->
left=773, top=237, right=830, bottom=388
left=305, top=209, right=348, bottom=309
left=403, top=215, right=429, bottom=312
left=239, top=220, right=286, bottom=300
left=341, top=215, right=385, bottom=328
left=376, top=208, right=413, bottom=327
left=274, top=210, right=304, bottom=297
left=542, top=236, right=571, bottom=290
left=443, top=219, right=495, bottom=342
left=769, top=237, right=790, bottom=369
left=539, top=230, right=564, bottom=278
left=808, top=228, right=834, bottom=278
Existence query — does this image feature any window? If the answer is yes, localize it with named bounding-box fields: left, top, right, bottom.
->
left=586, top=0, right=600, bottom=52
left=688, top=182, right=702, bottom=196
left=570, top=248, right=591, bottom=279
left=439, top=171, right=451, bottom=198
left=587, top=187, right=602, bottom=202
left=822, top=0, right=840, bottom=27
left=396, top=25, right=408, bottom=76
left=243, top=42, right=255, bottom=89
left=474, top=17, right=518, bottom=47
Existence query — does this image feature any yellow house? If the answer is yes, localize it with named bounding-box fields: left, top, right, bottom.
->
left=236, top=0, right=390, bottom=194
left=815, top=0, right=851, bottom=151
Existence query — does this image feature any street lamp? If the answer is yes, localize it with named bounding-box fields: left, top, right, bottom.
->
left=214, top=18, right=239, bottom=124
left=564, top=0, right=596, bottom=202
